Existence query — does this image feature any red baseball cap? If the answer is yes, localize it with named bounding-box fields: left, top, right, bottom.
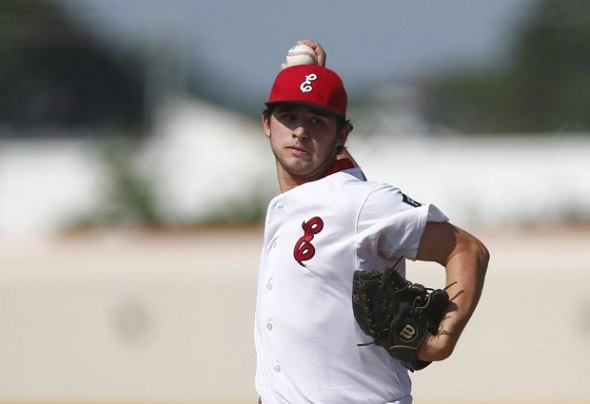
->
left=266, top=65, right=348, bottom=117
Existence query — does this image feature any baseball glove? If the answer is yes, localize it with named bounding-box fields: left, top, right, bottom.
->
left=352, top=258, right=449, bottom=372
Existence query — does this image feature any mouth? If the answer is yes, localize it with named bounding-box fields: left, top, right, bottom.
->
left=287, top=145, right=310, bottom=156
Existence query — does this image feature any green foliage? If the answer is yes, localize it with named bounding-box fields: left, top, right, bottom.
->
left=421, top=0, right=590, bottom=134
left=0, top=0, right=144, bottom=132
left=99, top=139, right=161, bottom=225
left=422, top=70, right=522, bottom=133
left=63, top=137, right=162, bottom=232
left=512, top=0, right=590, bottom=131
left=202, top=189, right=271, bottom=226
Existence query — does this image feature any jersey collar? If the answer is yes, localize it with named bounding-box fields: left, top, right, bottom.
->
left=322, top=158, right=356, bottom=178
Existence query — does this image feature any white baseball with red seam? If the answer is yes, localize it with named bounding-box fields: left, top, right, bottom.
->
left=284, top=44, right=318, bottom=67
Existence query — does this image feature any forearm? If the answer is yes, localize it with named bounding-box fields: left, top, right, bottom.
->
left=439, top=230, right=489, bottom=341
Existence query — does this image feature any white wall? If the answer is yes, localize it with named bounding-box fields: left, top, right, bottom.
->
left=2, top=98, right=589, bottom=238
left=348, top=133, right=590, bottom=227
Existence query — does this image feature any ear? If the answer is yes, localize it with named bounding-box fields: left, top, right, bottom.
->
left=336, top=123, right=351, bottom=147
left=261, top=113, right=271, bottom=138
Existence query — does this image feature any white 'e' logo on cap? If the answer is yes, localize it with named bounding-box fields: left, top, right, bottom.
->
left=300, top=74, right=318, bottom=93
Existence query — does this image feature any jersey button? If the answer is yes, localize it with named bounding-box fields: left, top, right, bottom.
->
left=266, top=323, right=273, bottom=331
left=274, top=365, right=281, bottom=372
left=266, top=281, right=273, bottom=290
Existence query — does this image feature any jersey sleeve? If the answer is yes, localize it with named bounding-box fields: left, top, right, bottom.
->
left=355, top=183, right=448, bottom=267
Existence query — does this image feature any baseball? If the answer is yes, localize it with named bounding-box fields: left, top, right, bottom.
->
left=284, top=44, right=318, bottom=67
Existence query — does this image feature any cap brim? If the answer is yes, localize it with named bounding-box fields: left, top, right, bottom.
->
left=264, top=100, right=345, bottom=118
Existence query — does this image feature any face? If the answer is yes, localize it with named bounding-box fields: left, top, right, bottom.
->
left=262, top=104, right=349, bottom=189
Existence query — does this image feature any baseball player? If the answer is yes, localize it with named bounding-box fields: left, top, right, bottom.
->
left=254, top=40, right=489, bottom=404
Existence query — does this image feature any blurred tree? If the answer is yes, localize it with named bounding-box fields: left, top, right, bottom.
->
left=421, top=0, right=590, bottom=134
left=0, top=0, right=144, bottom=135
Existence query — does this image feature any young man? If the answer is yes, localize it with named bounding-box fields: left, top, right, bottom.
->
left=255, top=60, right=489, bottom=404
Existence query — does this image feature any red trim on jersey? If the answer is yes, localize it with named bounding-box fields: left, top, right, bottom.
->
left=322, top=158, right=356, bottom=178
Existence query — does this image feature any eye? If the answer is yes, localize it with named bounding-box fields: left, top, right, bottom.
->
left=310, top=116, right=328, bottom=127
left=276, top=112, right=296, bottom=123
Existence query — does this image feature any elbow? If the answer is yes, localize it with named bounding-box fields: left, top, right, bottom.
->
left=472, top=239, right=490, bottom=284
left=478, top=240, right=490, bottom=272
left=454, top=228, right=490, bottom=274
left=453, top=229, right=490, bottom=282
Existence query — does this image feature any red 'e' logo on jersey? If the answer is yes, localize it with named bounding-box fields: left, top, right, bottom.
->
left=293, top=216, right=324, bottom=266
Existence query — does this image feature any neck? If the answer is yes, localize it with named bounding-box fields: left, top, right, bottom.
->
left=276, top=158, right=356, bottom=193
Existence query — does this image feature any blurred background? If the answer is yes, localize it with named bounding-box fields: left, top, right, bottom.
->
left=1, top=0, right=589, bottom=403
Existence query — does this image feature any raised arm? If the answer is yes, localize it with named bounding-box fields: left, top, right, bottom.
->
left=281, top=39, right=362, bottom=170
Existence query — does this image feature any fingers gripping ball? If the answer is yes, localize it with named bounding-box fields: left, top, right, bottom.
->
left=352, top=259, right=449, bottom=372
left=284, top=44, right=318, bottom=67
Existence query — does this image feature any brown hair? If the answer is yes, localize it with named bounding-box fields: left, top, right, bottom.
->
left=262, top=105, right=353, bottom=134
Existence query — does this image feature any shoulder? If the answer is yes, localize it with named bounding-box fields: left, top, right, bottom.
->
left=322, top=172, right=425, bottom=214
left=361, top=181, right=423, bottom=212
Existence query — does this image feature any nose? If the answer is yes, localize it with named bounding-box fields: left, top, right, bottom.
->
left=292, top=125, right=309, bottom=141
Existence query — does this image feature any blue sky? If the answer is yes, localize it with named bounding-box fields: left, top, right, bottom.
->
left=58, top=0, right=535, bottom=101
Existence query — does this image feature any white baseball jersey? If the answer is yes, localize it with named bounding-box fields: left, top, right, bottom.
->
left=254, top=166, right=448, bottom=404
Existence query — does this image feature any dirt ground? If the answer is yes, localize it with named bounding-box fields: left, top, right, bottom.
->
left=1, top=224, right=589, bottom=404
